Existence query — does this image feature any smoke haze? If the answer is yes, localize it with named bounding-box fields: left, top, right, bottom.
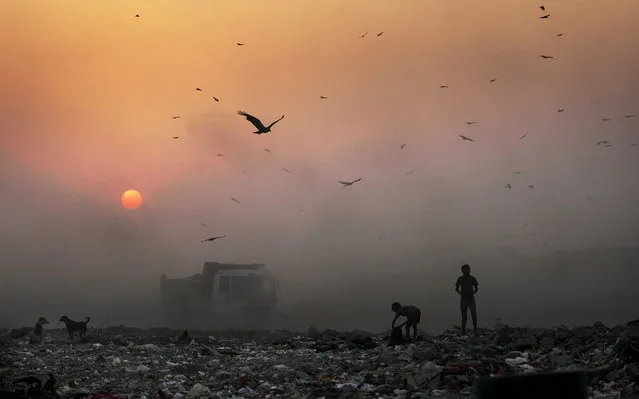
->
left=1, top=0, right=638, bottom=333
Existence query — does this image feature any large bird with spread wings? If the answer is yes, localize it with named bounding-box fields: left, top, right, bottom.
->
left=237, top=111, right=285, bottom=134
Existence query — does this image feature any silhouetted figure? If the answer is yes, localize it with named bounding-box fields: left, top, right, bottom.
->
left=391, top=302, right=421, bottom=340
left=455, top=264, right=479, bottom=335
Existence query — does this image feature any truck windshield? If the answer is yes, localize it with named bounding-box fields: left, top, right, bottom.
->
left=231, top=276, right=276, bottom=301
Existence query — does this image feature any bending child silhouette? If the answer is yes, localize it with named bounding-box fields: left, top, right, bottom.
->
left=455, top=264, right=479, bottom=335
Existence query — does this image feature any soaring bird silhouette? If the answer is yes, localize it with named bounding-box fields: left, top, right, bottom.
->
left=172, top=136, right=180, bottom=139
left=586, top=196, right=594, bottom=201
left=172, top=116, right=181, bottom=119
left=135, top=14, right=140, bottom=18
left=282, top=168, right=291, bottom=173
left=557, top=108, right=565, bottom=112
left=320, top=96, right=328, bottom=99
left=377, top=32, right=384, bottom=37
left=625, top=114, right=636, bottom=118
left=440, top=85, right=449, bottom=88
left=540, top=5, right=545, bottom=11
left=201, top=222, right=208, bottom=227
left=236, top=42, right=244, bottom=46
left=339, top=178, right=362, bottom=187
left=520, top=133, right=528, bottom=140
left=196, top=87, right=202, bottom=91
left=237, top=111, right=285, bottom=134
left=629, top=143, right=636, bottom=147
left=528, top=184, right=535, bottom=189
left=490, top=79, right=497, bottom=83
left=264, top=148, right=272, bottom=153
left=201, top=235, right=226, bottom=243
left=400, top=143, right=406, bottom=149
left=513, top=171, right=522, bottom=175
left=597, top=140, right=611, bottom=146
left=213, top=97, right=219, bottom=102
left=602, top=118, right=612, bottom=122
left=359, top=32, right=368, bottom=38
left=230, top=197, right=241, bottom=204
left=459, top=134, right=474, bottom=142
left=556, top=33, right=564, bottom=37
left=540, top=14, right=550, bottom=19
left=405, top=169, right=417, bottom=175
left=505, top=183, right=512, bottom=190
left=540, top=55, right=554, bottom=59
left=465, top=121, right=477, bottom=125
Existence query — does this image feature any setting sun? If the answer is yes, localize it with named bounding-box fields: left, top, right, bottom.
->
left=121, top=189, right=143, bottom=210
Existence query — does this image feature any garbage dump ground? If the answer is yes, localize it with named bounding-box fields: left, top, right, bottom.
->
left=1, top=322, right=639, bottom=398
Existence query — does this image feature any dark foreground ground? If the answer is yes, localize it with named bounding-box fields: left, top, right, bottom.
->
left=1, top=322, right=639, bottom=399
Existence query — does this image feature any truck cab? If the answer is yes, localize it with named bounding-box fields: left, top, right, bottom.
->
left=160, top=262, right=279, bottom=328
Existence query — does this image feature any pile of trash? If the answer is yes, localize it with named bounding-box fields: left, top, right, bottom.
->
left=1, top=321, right=638, bottom=398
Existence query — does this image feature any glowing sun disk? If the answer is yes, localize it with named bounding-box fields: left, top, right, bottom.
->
left=121, top=189, right=143, bottom=210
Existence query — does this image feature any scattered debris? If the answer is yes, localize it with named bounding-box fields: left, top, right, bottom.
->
left=1, top=322, right=638, bottom=398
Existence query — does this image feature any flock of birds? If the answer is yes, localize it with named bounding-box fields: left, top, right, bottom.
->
left=135, top=6, right=636, bottom=245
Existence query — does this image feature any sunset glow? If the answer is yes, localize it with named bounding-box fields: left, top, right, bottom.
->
left=121, top=189, right=143, bottom=210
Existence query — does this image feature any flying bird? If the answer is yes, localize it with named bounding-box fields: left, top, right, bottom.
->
left=625, top=114, right=636, bottom=118
left=400, top=143, right=406, bottom=149
left=465, top=121, right=477, bottom=125
left=540, top=14, right=550, bottom=19
left=230, top=197, right=241, bottom=204
left=282, top=168, right=291, bottom=173
left=505, top=183, right=512, bottom=190
left=520, top=133, right=528, bottom=140
left=264, top=148, right=271, bottom=153
left=236, top=42, right=244, bottom=46
left=213, top=97, right=219, bottom=102
left=135, top=14, right=140, bottom=18
left=557, top=108, right=565, bottom=112
left=602, top=118, right=612, bottom=122
left=440, top=85, right=449, bottom=88
left=172, top=116, right=181, bottom=119
left=339, top=178, right=362, bottom=187
left=513, top=171, right=522, bottom=175
left=528, top=184, right=535, bottom=189
left=172, top=136, right=180, bottom=139
left=459, top=134, right=474, bottom=142
left=201, top=235, right=226, bottom=243
left=377, top=32, right=384, bottom=37
left=196, top=88, right=202, bottom=91
left=405, top=169, right=417, bottom=175
left=298, top=208, right=305, bottom=213
left=490, top=79, right=497, bottom=83
left=605, top=144, right=613, bottom=147
left=540, top=5, right=545, bottom=11
left=586, top=196, right=594, bottom=201
left=597, top=140, right=611, bottom=146
left=359, top=32, right=368, bottom=38
left=629, top=143, right=636, bottom=147
left=320, top=96, right=328, bottom=99
left=201, top=222, right=208, bottom=227
left=540, top=55, right=554, bottom=59
left=237, top=111, right=285, bottom=134
left=217, top=153, right=224, bottom=157
left=556, top=33, right=564, bottom=37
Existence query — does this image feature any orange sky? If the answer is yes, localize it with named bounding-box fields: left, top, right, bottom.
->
left=2, top=1, right=639, bottom=330
left=1, top=0, right=638, bottom=243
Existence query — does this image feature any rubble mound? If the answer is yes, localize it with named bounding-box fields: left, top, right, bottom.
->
left=1, top=322, right=638, bottom=398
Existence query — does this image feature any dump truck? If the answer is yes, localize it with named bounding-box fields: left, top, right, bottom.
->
left=160, top=262, right=279, bottom=329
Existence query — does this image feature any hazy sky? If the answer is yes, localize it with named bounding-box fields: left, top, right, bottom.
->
left=1, top=1, right=638, bottom=330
